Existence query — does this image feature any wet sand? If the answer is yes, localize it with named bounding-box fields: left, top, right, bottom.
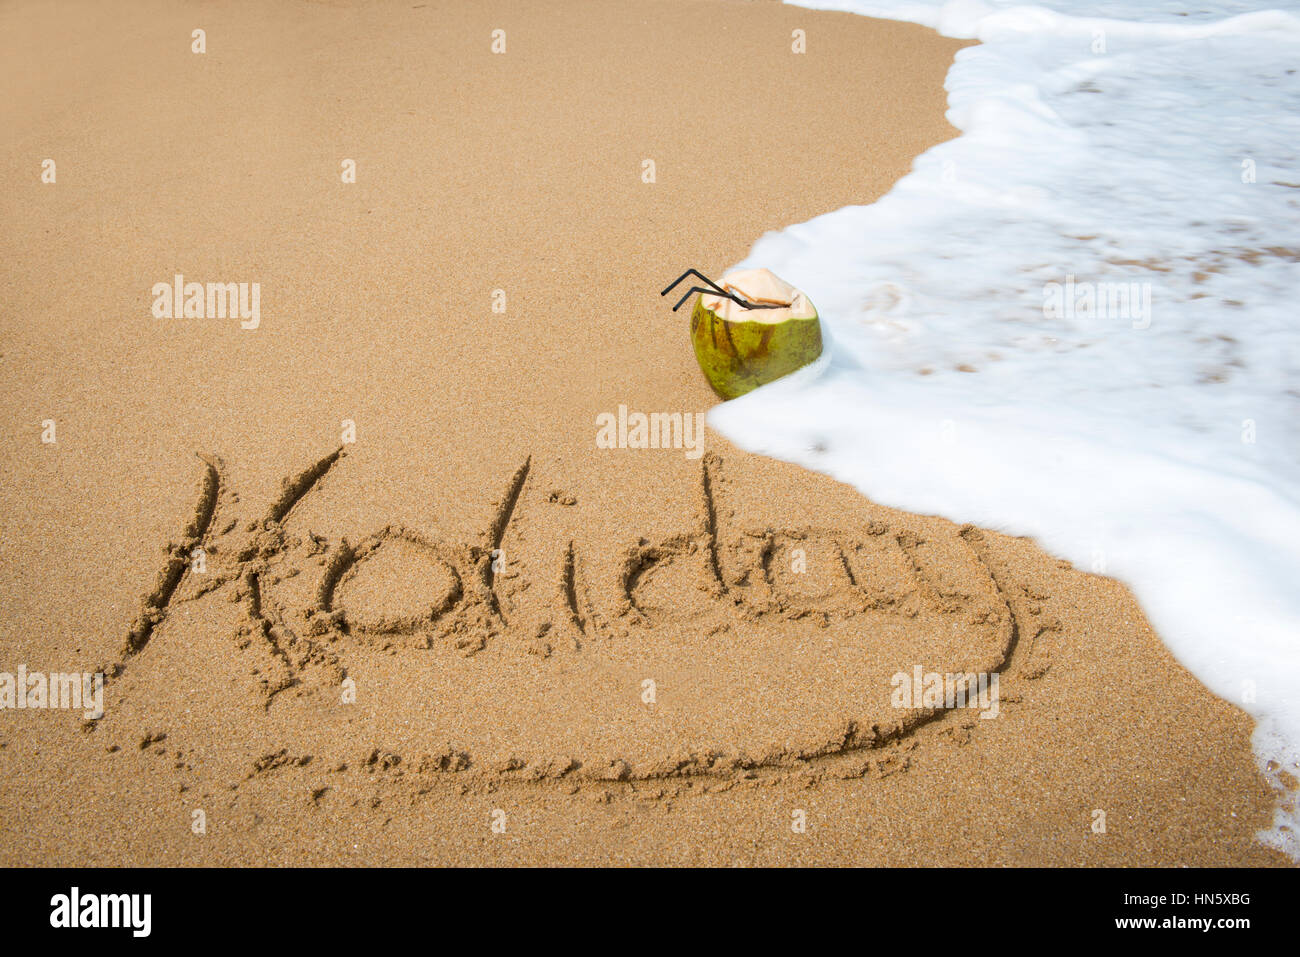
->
left=0, top=0, right=1289, bottom=865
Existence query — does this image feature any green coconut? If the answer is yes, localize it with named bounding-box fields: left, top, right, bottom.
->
left=690, top=268, right=822, bottom=400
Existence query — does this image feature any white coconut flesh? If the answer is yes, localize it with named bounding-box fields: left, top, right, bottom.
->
left=700, top=268, right=816, bottom=324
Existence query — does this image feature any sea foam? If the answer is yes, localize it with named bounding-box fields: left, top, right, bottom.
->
left=710, top=0, right=1300, bottom=855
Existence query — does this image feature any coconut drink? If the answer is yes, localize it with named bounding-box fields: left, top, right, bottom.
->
left=664, top=267, right=822, bottom=400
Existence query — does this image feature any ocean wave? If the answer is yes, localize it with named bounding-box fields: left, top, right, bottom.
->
left=710, top=0, right=1300, bottom=855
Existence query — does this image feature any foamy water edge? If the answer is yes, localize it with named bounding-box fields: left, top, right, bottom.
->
left=707, top=0, right=1300, bottom=856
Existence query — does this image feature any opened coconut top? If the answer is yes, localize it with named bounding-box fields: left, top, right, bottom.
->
left=700, top=268, right=816, bottom=324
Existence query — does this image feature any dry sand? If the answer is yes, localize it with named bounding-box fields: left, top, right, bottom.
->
left=0, top=0, right=1291, bottom=865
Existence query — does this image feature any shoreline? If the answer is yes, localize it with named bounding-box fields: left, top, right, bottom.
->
left=0, top=0, right=1289, bottom=866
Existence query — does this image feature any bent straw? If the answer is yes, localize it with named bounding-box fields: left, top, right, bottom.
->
left=661, top=268, right=785, bottom=312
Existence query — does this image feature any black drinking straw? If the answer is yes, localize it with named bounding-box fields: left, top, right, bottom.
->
left=660, top=268, right=785, bottom=312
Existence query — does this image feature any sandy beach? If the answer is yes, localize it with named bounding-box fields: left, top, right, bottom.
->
left=0, top=0, right=1291, bottom=866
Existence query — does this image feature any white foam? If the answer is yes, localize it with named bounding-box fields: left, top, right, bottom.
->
left=710, top=0, right=1300, bottom=855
